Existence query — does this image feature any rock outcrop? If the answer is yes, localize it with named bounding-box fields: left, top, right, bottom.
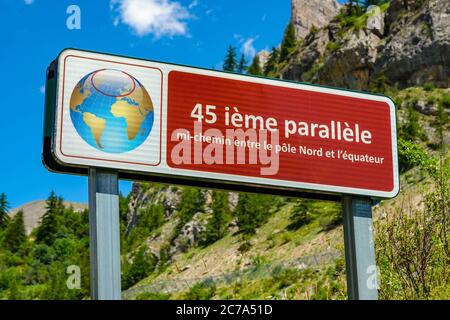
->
left=291, top=0, right=341, bottom=38
left=283, top=0, right=450, bottom=90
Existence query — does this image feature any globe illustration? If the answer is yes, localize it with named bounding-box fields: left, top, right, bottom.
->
left=69, top=69, right=154, bottom=153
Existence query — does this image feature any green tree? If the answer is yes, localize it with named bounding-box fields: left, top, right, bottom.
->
left=263, top=47, right=280, bottom=76
left=279, top=22, right=297, bottom=62
left=236, top=54, right=247, bottom=73
left=122, top=246, right=155, bottom=289
left=173, top=187, right=204, bottom=239
left=35, top=191, right=64, bottom=246
left=203, top=190, right=230, bottom=245
left=2, top=210, right=26, bottom=253
left=235, top=193, right=275, bottom=235
left=223, top=45, right=238, bottom=72
left=247, top=55, right=263, bottom=76
left=434, top=99, right=450, bottom=152
left=400, top=108, right=427, bottom=142
left=0, top=192, right=10, bottom=229
left=288, top=199, right=311, bottom=230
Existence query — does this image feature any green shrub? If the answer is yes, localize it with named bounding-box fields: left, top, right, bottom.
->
left=122, top=246, right=155, bottom=290
left=423, top=82, right=436, bottom=92
left=136, top=291, right=171, bottom=300
left=184, top=281, right=216, bottom=300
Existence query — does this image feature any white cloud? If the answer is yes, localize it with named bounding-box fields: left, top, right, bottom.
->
left=111, top=0, right=192, bottom=38
left=24, top=0, right=34, bottom=4
left=188, top=0, right=198, bottom=9
left=241, top=38, right=256, bottom=58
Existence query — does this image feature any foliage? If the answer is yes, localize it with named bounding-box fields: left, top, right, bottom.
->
left=0, top=192, right=90, bottom=299
left=172, top=187, right=204, bottom=240
left=287, top=199, right=311, bottom=230
left=399, top=107, right=427, bottom=142
left=246, top=55, right=263, bottom=76
left=423, top=82, right=436, bottom=92
left=376, top=120, right=449, bottom=299
left=203, top=190, right=231, bottom=246
left=223, top=45, right=238, bottom=72
left=236, top=54, right=247, bottom=73
left=125, top=204, right=166, bottom=250
left=35, top=191, right=65, bottom=246
left=0, top=192, right=10, bottom=229
left=122, top=246, right=155, bottom=290
left=263, top=47, right=280, bottom=77
left=235, top=193, right=279, bottom=236
left=135, top=291, right=171, bottom=300
left=279, top=22, right=297, bottom=63
left=184, top=280, right=216, bottom=300
left=1, top=210, right=26, bottom=253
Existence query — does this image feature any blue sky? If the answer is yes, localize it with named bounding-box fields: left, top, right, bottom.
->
left=0, top=0, right=292, bottom=208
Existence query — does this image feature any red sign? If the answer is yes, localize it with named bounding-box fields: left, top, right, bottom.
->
left=167, top=71, right=398, bottom=198
left=50, top=49, right=398, bottom=199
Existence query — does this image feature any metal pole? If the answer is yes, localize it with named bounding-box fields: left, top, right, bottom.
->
left=342, top=196, right=378, bottom=300
left=88, top=168, right=121, bottom=300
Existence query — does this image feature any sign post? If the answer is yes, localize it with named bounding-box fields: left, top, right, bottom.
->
left=88, top=168, right=121, bottom=300
left=43, top=48, right=399, bottom=301
left=342, top=196, right=378, bottom=300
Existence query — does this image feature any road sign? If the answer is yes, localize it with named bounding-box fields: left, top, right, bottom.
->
left=45, top=48, right=399, bottom=199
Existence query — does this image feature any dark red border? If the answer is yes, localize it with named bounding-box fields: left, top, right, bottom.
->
left=60, top=54, right=163, bottom=167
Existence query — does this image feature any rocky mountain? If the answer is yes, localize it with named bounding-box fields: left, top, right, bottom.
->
left=10, top=200, right=86, bottom=235
left=282, top=0, right=450, bottom=90
left=291, top=0, right=341, bottom=38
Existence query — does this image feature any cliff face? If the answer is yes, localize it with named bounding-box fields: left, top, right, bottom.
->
left=291, top=0, right=341, bottom=38
left=283, top=0, right=450, bottom=90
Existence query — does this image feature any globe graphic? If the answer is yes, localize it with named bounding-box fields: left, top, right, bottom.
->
left=69, top=69, right=154, bottom=153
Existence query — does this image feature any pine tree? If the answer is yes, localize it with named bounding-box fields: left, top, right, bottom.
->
left=0, top=192, right=10, bottom=229
left=122, top=246, right=155, bottom=289
left=173, top=187, right=204, bottom=239
left=263, top=47, right=280, bottom=76
left=223, top=45, right=238, bottom=72
left=236, top=54, right=247, bottom=73
left=35, top=191, right=64, bottom=245
left=235, top=193, right=274, bottom=235
left=279, top=22, right=297, bottom=62
left=203, top=190, right=230, bottom=245
left=2, top=210, right=26, bottom=253
left=288, top=199, right=311, bottom=230
left=247, top=55, right=263, bottom=76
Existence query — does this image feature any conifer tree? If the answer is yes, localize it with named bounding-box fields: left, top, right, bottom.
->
left=236, top=54, right=247, bottom=73
left=235, top=193, right=274, bottom=235
left=2, top=210, right=26, bottom=253
left=203, top=190, right=230, bottom=245
left=223, top=45, right=238, bottom=72
left=0, top=192, right=10, bottom=229
left=264, top=47, right=280, bottom=76
left=288, top=199, right=311, bottom=230
left=35, top=191, right=64, bottom=245
left=247, top=55, right=263, bottom=76
left=173, top=187, right=204, bottom=239
left=279, top=22, right=297, bottom=62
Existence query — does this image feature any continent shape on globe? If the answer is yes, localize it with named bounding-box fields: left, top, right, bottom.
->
left=69, top=69, right=154, bottom=153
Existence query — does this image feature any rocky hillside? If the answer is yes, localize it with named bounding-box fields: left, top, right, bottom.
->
left=282, top=0, right=450, bottom=90
left=291, top=0, right=341, bottom=38
left=120, top=0, right=449, bottom=299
